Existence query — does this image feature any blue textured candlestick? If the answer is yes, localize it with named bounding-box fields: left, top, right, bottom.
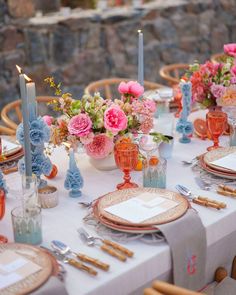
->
left=64, top=150, right=84, bottom=198
left=176, top=81, right=193, bottom=143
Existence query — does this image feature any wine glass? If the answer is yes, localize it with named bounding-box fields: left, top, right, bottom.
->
left=206, top=110, right=227, bottom=151
left=114, top=141, right=139, bottom=190
left=138, top=134, right=160, bottom=161
left=0, top=189, right=8, bottom=243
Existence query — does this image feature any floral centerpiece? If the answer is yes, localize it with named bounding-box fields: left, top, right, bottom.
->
left=44, top=78, right=157, bottom=160
left=187, top=44, right=236, bottom=108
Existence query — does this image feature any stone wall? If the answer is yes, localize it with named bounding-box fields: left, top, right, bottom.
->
left=0, top=0, right=236, bottom=108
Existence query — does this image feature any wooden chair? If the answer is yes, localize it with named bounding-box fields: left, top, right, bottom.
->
left=210, top=53, right=227, bottom=64
left=0, top=125, right=15, bottom=136
left=159, top=63, right=189, bottom=86
left=1, top=96, right=56, bottom=131
left=84, top=78, right=165, bottom=100
left=144, top=267, right=229, bottom=295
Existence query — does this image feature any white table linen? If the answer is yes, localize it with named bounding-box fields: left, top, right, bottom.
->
left=2, top=134, right=236, bottom=295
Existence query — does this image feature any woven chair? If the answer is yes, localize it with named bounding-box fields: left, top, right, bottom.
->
left=84, top=78, right=165, bottom=100
left=159, top=64, right=189, bottom=86
left=210, top=53, right=227, bottom=64
left=143, top=267, right=229, bottom=295
left=1, top=96, right=56, bottom=130
left=0, top=125, right=15, bottom=136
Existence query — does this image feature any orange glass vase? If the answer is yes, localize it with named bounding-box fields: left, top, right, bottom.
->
left=206, top=109, right=227, bottom=151
left=114, top=141, right=139, bottom=190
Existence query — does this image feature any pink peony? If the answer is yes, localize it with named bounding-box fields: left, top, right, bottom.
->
left=43, top=115, right=53, bottom=126
left=68, top=114, right=92, bottom=137
left=210, top=84, right=226, bottom=99
left=118, top=82, right=129, bottom=94
left=85, top=134, right=114, bottom=159
left=118, top=81, right=144, bottom=98
left=104, top=106, right=128, bottom=134
left=224, top=43, right=236, bottom=57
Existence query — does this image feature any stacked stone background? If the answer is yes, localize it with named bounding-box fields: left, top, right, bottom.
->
left=0, top=0, right=236, bottom=109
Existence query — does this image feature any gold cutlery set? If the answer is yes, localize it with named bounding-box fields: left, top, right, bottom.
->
left=43, top=232, right=134, bottom=276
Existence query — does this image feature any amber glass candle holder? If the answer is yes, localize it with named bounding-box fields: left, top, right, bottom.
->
left=206, top=110, right=227, bottom=151
left=114, top=141, right=139, bottom=190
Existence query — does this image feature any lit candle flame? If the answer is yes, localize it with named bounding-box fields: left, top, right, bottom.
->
left=24, top=74, right=32, bottom=83
left=137, top=29, right=142, bottom=33
left=16, top=65, right=22, bottom=74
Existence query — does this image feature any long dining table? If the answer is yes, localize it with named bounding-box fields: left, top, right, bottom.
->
left=2, top=128, right=236, bottom=295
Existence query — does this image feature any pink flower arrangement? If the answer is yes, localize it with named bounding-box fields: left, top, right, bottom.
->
left=188, top=54, right=236, bottom=108
left=46, top=79, right=156, bottom=159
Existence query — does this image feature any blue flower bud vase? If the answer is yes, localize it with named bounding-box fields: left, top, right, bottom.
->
left=64, top=150, right=84, bottom=198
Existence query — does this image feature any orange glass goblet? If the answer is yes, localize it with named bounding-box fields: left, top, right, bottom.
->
left=114, top=141, right=139, bottom=190
left=206, top=110, right=227, bottom=151
left=0, top=189, right=8, bottom=243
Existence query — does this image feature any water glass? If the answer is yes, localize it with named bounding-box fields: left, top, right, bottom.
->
left=11, top=206, right=42, bottom=245
left=143, top=158, right=167, bottom=189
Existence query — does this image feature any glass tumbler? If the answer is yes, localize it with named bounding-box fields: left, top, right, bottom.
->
left=11, top=206, right=42, bottom=245
left=22, top=174, right=39, bottom=209
left=143, top=157, right=167, bottom=189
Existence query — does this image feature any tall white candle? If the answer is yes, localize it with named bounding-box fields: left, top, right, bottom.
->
left=16, top=66, right=32, bottom=177
left=138, top=29, right=144, bottom=86
left=25, top=77, right=37, bottom=122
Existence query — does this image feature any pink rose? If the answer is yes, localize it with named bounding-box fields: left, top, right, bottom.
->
left=80, top=132, right=94, bottom=145
left=224, top=43, right=236, bottom=57
left=68, top=114, right=92, bottom=137
left=85, top=134, right=114, bottom=159
left=43, top=115, right=53, bottom=126
left=127, top=81, right=144, bottom=97
left=118, top=81, right=129, bottom=94
left=118, top=81, right=144, bottom=98
left=104, top=106, right=128, bottom=134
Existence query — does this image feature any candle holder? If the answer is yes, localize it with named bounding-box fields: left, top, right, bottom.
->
left=38, top=185, right=58, bottom=208
left=17, top=117, right=52, bottom=188
left=176, top=81, right=193, bottom=143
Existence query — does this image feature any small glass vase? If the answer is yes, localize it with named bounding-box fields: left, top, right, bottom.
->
left=222, top=106, right=236, bottom=146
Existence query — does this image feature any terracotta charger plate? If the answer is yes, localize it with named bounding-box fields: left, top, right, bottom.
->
left=203, top=147, right=236, bottom=173
left=0, top=148, right=24, bottom=164
left=199, top=156, right=236, bottom=180
left=0, top=243, right=52, bottom=295
left=96, top=187, right=189, bottom=228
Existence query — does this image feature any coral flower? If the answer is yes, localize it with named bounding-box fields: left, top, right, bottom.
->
left=224, top=43, right=236, bottom=57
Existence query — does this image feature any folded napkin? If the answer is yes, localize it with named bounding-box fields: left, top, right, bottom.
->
left=214, top=277, right=236, bottom=295
left=31, top=276, right=68, bottom=295
left=158, top=209, right=206, bottom=291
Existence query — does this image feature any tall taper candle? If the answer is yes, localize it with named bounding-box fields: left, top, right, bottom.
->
left=138, top=30, right=144, bottom=86
left=26, top=78, right=37, bottom=122
left=16, top=66, right=32, bottom=176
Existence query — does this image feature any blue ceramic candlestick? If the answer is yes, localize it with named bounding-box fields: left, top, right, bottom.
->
left=64, top=150, right=84, bottom=198
left=176, top=81, right=193, bottom=143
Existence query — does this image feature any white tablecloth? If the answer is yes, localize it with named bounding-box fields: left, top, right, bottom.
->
left=2, top=133, right=236, bottom=295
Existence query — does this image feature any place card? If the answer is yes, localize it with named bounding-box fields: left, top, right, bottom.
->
left=0, top=250, right=42, bottom=290
left=104, top=193, right=179, bottom=223
left=210, top=153, right=236, bottom=171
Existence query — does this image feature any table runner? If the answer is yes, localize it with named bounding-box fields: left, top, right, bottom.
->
left=158, top=209, right=206, bottom=291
